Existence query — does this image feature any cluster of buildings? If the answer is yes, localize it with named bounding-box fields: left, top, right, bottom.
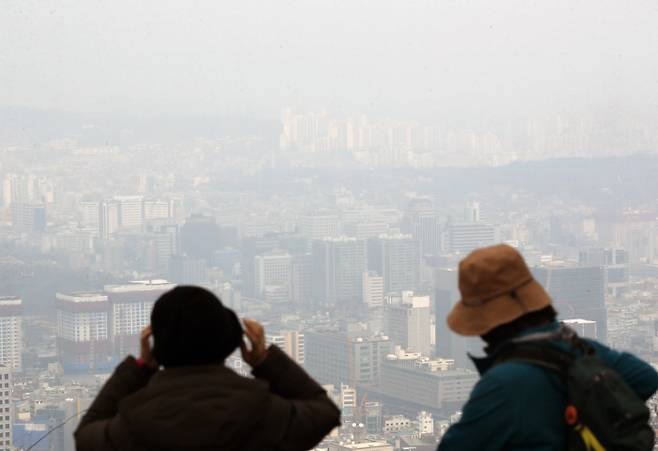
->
left=279, top=108, right=658, bottom=168
left=2, top=120, right=658, bottom=450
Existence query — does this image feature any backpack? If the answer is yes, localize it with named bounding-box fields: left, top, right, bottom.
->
left=493, top=324, right=655, bottom=451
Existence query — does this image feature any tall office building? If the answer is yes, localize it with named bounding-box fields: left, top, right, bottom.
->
left=1, top=173, right=36, bottom=206
left=212, top=247, right=241, bottom=277
left=104, top=280, right=175, bottom=357
left=0, top=297, right=22, bottom=372
left=463, top=202, right=481, bottom=223
left=402, top=209, right=442, bottom=258
left=433, top=267, right=481, bottom=369
left=368, top=234, right=420, bottom=294
left=299, top=213, right=340, bottom=240
left=595, top=211, right=655, bottom=263
left=79, top=200, right=101, bottom=229
left=55, top=292, right=114, bottom=372
left=99, top=200, right=120, bottom=240
left=447, top=222, right=496, bottom=254
left=169, top=255, right=206, bottom=284
left=386, top=292, right=432, bottom=356
left=148, top=226, right=178, bottom=271
left=11, top=203, right=46, bottom=232
left=378, top=357, right=477, bottom=411
left=0, top=367, right=11, bottom=451
left=114, top=195, right=144, bottom=229
left=312, top=237, right=367, bottom=309
left=579, top=248, right=630, bottom=297
left=291, top=253, right=313, bottom=306
left=254, top=251, right=292, bottom=302
left=180, top=214, right=221, bottom=262
left=362, top=271, right=384, bottom=307
left=240, top=234, right=281, bottom=297
left=143, top=199, right=171, bottom=220
left=532, top=264, right=607, bottom=342
left=304, top=330, right=391, bottom=386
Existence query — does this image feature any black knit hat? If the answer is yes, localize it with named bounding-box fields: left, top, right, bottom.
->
left=151, top=286, right=243, bottom=367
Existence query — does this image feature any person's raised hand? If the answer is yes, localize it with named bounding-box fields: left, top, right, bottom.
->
left=240, top=318, right=268, bottom=368
left=139, top=324, right=158, bottom=370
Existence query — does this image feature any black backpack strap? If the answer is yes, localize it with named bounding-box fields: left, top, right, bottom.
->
left=490, top=324, right=594, bottom=376
left=494, top=342, right=574, bottom=375
left=513, top=323, right=595, bottom=355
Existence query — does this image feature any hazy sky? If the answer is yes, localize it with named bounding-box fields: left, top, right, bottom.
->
left=2, top=0, right=658, bottom=119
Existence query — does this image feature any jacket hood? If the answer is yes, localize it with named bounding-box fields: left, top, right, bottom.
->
left=118, top=365, right=271, bottom=449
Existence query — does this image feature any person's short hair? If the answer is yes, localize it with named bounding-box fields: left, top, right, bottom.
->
left=151, top=286, right=243, bottom=367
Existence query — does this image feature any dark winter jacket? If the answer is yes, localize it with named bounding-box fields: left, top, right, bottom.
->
left=438, top=321, right=658, bottom=451
left=75, top=345, right=341, bottom=451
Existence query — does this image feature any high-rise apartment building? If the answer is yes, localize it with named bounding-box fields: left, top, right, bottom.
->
left=0, top=297, right=22, bottom=372
left=532, top=264, right=607, bottom=342
left=312, top=237, right=367, bottom=308
left=104, top=280, right=175, bottom=357
left=386, top=291, right=432, bottom=356
left=368, top=234, right=420, bottom=294
left=55, top=292, right=114, bottom=372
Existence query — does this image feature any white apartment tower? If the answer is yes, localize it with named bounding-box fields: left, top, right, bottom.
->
left=55, top=292, right=113, bottom=372
left=0, top=297, right=22, bottom=372
left=104, top=280, right=175, bottom=357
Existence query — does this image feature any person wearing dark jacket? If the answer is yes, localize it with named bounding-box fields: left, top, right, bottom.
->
left=438, top=244, right=658, bottom=451
left=74, top=286, right=341, bottom=451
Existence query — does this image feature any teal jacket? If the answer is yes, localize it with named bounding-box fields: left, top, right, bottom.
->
left=438, top=321, right=658, bottom=451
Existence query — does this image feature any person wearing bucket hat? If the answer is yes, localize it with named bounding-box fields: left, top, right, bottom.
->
left=438, top=244, right=658, bottom=451
left=75, top=286, right=340, bottom=451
